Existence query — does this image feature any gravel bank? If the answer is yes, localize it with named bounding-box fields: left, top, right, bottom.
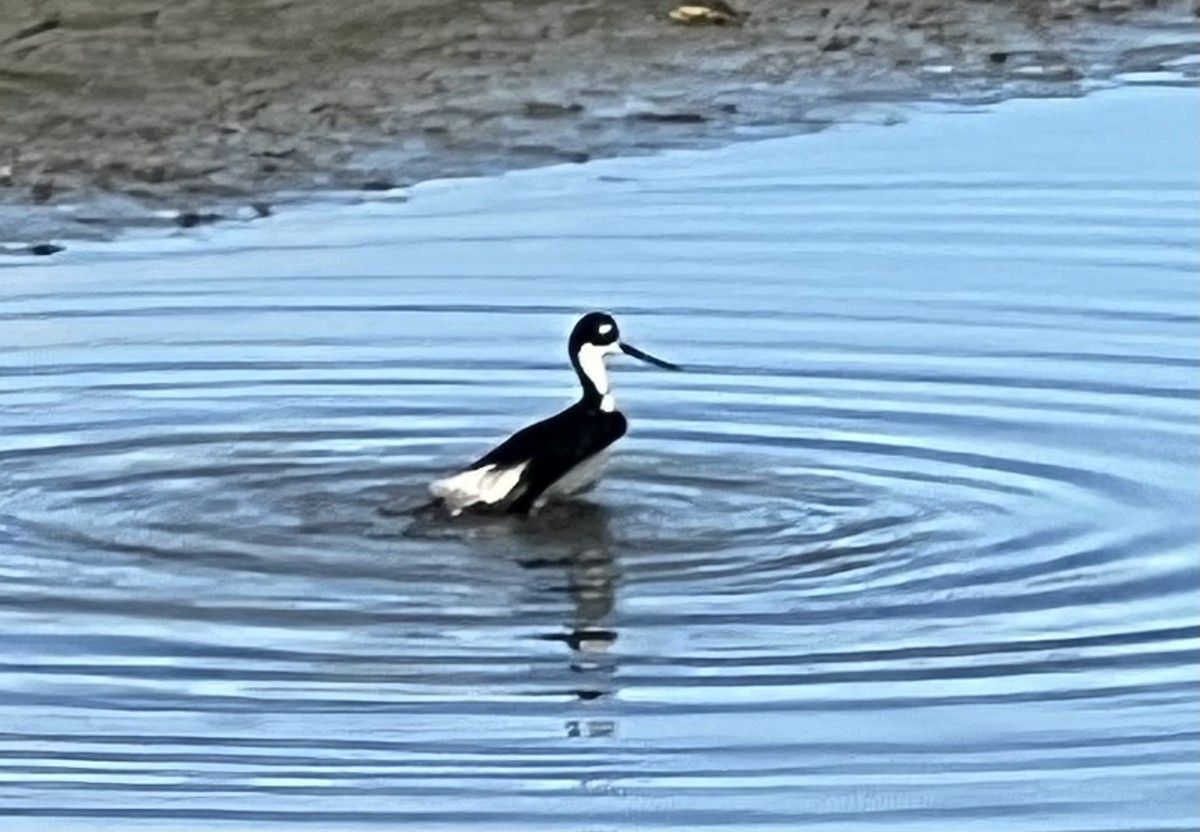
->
left=1, top=0, right=1196, bottom=247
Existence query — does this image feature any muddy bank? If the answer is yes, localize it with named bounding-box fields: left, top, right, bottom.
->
left=1, top=0, right=1196, bottom=247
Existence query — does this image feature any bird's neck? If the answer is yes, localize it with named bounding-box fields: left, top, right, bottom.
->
left=574, top=344, right=617, bottom=413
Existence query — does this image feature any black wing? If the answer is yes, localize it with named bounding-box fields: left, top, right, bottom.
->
left=470, top=402, right=626, bottom=513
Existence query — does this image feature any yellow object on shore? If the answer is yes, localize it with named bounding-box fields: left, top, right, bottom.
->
left=669, top=3, right=741, bottom=25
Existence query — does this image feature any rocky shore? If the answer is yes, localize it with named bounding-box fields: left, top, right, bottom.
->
left=1, top=0, right=1196, bottom=248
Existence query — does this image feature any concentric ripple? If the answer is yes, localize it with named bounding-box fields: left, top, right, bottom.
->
left=0, top=85, right=1196, bottom=830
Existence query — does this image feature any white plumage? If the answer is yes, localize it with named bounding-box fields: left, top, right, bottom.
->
left=536, top=450, right=611, bottom=507
left=429, top=461, right=529, bottom=516
left=576, top=341, right=620, bottom=413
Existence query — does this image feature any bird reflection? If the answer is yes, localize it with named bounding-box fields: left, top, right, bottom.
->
left=394, top=494, right=621, bottom=737
left=517, top=501, right=619, bottom=736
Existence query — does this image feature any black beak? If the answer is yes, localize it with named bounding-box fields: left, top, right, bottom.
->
left=620, top=342, right=683, bottom=371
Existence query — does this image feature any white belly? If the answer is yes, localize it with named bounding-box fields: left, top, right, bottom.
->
left=538, top=450, right=611, bottom=506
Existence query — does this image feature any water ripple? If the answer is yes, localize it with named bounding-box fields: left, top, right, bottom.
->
left=0, top=85, right=1196, bottom=830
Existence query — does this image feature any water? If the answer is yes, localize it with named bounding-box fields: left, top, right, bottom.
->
left=0, top=84, right=1196, bottom=830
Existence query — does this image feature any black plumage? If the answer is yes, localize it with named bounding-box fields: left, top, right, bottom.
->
left=468, top=402, right=627, bottom=514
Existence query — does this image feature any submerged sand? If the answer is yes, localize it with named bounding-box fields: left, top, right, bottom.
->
left=1, top=0, right=1196, bottom=247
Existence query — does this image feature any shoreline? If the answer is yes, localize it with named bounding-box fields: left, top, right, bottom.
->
left=1, top=0, right=1196, bottom=251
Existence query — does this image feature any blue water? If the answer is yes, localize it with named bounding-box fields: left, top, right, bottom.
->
left=0, top=83, right=1197, bottom=830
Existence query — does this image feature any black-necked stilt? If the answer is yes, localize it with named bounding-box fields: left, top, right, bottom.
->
left=430, top=312, right=681, bottom=516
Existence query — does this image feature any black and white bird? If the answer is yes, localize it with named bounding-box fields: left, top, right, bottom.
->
left=430, top=312, right=681, bottom=515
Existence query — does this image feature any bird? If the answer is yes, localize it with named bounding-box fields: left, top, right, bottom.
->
left=430, top=312, right=681, bottom=516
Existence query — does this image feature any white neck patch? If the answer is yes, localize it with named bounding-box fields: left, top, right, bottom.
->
left=577, top=342, right=620, bottom=411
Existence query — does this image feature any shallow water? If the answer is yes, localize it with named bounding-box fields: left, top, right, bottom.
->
left=1, top=84, right=1197, bottom=830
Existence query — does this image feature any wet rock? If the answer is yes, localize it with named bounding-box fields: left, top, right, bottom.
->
left=538, top=148, right=590, bottom=164
left=821, top=33, right=860, bottom=51
left=30, top=180, right=54, bottom=203
left=231, top=202, right=273, bottom=221
left=4, top=14, right=62, bottom=43
left=174, top=211, right=223, bottom=228
left=630, top=112, right=708, bottom=124
left=523, top=101, right=584, bottom=119
left=252, top=147, right=298, bottom=159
